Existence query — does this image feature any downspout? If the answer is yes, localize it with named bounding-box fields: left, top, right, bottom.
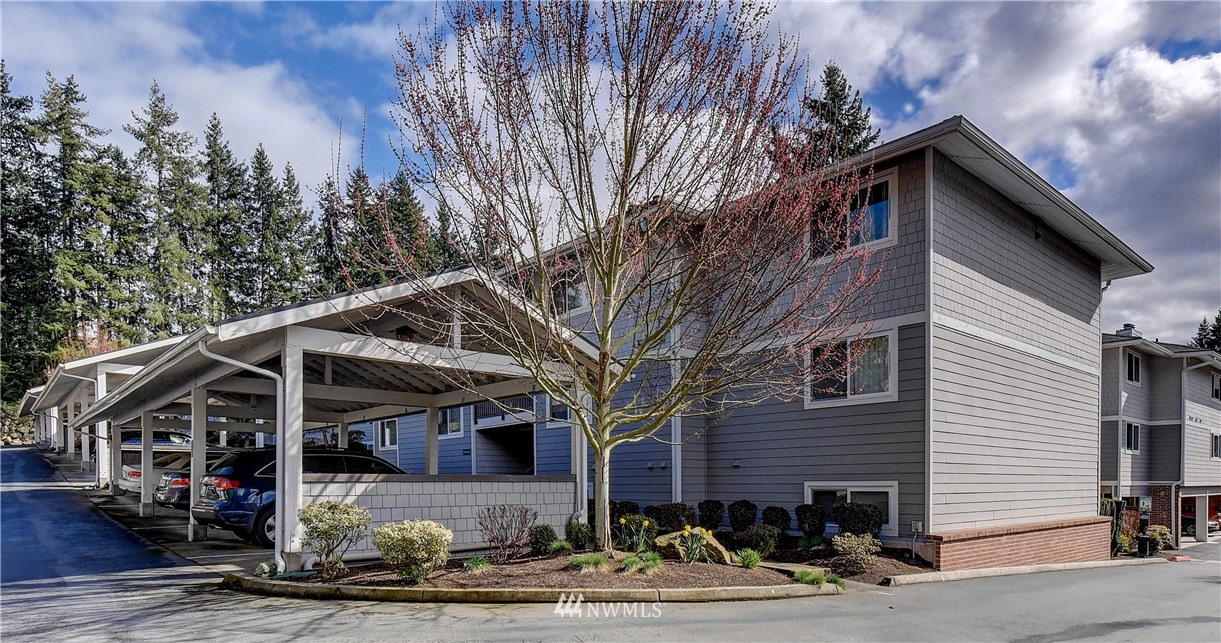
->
left=1179, top=358, right=1211, bottom=544
left=197, top=336, right=286, bottom=573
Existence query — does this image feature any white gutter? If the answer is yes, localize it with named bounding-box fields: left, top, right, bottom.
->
left=197, top=337, right=286, bottom=573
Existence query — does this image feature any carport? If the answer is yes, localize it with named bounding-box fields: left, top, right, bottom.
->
left=25, top=337, right=182, bottom=487
left=70, top=268, right=596, bottom=572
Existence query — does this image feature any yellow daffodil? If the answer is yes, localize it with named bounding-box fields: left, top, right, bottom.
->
left=643, top=520, right=649, bottom=527
left=619, top=517, right=626, bottom=525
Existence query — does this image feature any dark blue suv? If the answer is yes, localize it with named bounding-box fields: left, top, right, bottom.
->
left=191, top=446, right=403, bottom=547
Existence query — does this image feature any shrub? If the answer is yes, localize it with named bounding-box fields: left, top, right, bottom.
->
left=736, top=548, right=761, bottom=569
left=643, top=503, right=697, bottom=533
left=698, top=500, right=725, bottom=530
left=463, top=556, right=491, bottom=574
left=1117, top=533, right=1134, bottom=554
left=565, top=520, right=592, bottom=550
left=617, top=514, right=658, bottom=552
left=1146, top=525, right=1173, bottom=550
left=795, top=569, right=845, bottom=589
left=832, top=532, right=881, bottom=574
left=622, top=551, right=662, bottom=575
left=728, top=500, right=758, bottom=532
left=569, top=552, right=609, bottom=573
left=548, top=539, right=575, bottom=556
left=736, top=524, right=781, bottom=558
left=798, top=535, right=825, bottom=549
left=477, top=505, right=538, bottom=562
left=833, top=502, right=886, bottom=537
left=761, top=506, right=792, bottom=532
left=795, top=504, right=828, bottom=539
left=529, top=524, right=558, bottom=556
left=612, top=500, right=640, bottom=522
left=372, top=519, right=453, bottom=583
left=298, top=501, right=372, bottom=579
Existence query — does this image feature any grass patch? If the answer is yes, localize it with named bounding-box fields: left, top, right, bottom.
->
left=794, top=569, right=845, bottom=589
left=548, top=539, right=574, bottom=556
left=462, top=556, right=491, bottom=574
left=622, top=551, right=662, bottom=575
left=568, top=553, right=610, bottom=573
left=736, top=548, right=761, bottom=570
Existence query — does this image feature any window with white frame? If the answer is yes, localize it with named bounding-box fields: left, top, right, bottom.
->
left=1124, top=422, right=1140, bottom=453
left=548, top=395, right=571, bottom=423
left=1211, top=372, right=1220, bottom=401
left=808, top=329, right=895, bottom=406
left=812, top=174, right=895, bottom=256
left=1211, top=433, right=1221, bottom=460
left=1126, top=351, right=1141, bottom=385
left=550, top=274, right=589, bottom=315
left=378, top=419, right=398, bottom=449
left=437, top=408, right=463, bottom=439
left=804, top=481, right=898, bottom=537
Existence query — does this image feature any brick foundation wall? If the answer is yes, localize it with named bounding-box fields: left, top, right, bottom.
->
left=928, top=516, right=1112, bottom=571
left=1150, top=484, right=1173, bottom=532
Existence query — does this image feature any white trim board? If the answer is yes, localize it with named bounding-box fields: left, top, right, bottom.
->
left=931, top=312, right=1095, bottom=374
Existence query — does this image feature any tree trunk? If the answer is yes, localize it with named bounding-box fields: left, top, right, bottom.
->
left=593, top=451, right=612, bottom=551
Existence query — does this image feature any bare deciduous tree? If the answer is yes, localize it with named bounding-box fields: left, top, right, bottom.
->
left=332, top=1, right=884, bottom=549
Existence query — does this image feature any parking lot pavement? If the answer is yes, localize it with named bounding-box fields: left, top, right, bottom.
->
left=36, top=448, right=273, bottom=575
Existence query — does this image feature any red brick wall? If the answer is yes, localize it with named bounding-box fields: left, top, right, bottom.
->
left=1150, top=485, right=1173, bottom=532
left=928, top=516, right=1112, bottom=571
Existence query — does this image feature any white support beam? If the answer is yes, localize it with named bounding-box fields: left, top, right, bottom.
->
left=140, top=412, right=155, bottom=517
left=65, top=400, right=78, bottom=462
left=338, top=422, right=348, bottom=449
left=287, top=325, right=573, bottom=381
left=432, top=377, right=540, bottom=409
left=280, top=340, right=306, bottom=571
left=50, top=407, right=61, bottom=451
left=341, top=405, right=416, bottom=424
left=189, top=388, right=207, bottom=541
left=304, top=383, right=434, bottom=407
left=425, top=407, right=439, bottom=475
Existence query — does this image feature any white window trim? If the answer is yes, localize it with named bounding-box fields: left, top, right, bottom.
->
left=1124, top=422, right=1140, bottom=455
left=811, top=169, right=899, bottom=262
left=804, top=480, right=899, bottom=538
left=804, top=327, right=899, bottom=409
left=378, top=418, right=399, bottom=450
left=553, top=276, right=591, bottom=318
left=1211, top=373, right=1220, bottom=402
left=544, top=394, right=572, bottom=427
left=438, top=407, right=464, bottom=440
left=1210, top=433, right=1221, bottom=461
left=1125, top=350, right=1142, bottom=387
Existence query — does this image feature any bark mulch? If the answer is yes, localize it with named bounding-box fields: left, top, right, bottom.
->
left=308, top=555, right=794, bottom=589
left=766, top=547, right=933, bottom=586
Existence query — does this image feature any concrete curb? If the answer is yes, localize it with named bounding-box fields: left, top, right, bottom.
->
left=885, top=557, right=1167, bottom=586
left=222, top=571, right=843, bottom=603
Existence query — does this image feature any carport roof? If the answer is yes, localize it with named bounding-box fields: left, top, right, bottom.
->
left=31, top=336, right=184, bottom=413
left=71, top=267, right=606, bottom=428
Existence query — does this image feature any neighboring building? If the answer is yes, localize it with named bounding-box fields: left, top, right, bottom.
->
left=367, top=116, right=1155, bottom=571
left=1101, top=324, right=1221, bottom=544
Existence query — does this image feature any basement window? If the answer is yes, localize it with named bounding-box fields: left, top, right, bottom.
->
left=804, top=480, right=898, bottom=537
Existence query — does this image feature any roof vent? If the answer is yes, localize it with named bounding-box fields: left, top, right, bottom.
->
left=1116, top=323, right=1142, bottom=338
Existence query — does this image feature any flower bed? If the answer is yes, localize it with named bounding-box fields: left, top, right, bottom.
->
left=300, top=556, right=794, bottom=590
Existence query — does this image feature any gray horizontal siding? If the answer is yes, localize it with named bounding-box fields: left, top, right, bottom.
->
left=396, top=414, right=426, bottom=474
left=535, top=423, right=572, bottom=476
left=1119, top=348, right=1151, bottom=421
left=1148, top=356, right=1183, bottom=421
left=1148, top=425, right=1181, bottom=482
left=1100, top=420, right=1118, bottom=481
left=703, top=323, right=926, bottom=537
left=1119, top=423, right=1150, bottom=487
left=930, top=324, right=1099, bottom=532
left=1184, top=365, right=1221, bottom=487
left=1101, top=349, right=1122, bottom=416
left=437, top=408, right=472, bottom=475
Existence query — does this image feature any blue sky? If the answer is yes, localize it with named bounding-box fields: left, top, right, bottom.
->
left=3, top=1, right=1219, bottom=342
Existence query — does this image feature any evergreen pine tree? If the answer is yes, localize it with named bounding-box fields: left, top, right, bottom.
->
left=0, top=62, right=57, bottom=401
left=125, top=81, right=207, bottom=336
left=201, top=114, right=250, bottom=319
left=430, top=201, right=464, bottom=270
left=803, top=62, right=881, bottom=165
left=267, top=163, right=318, bottom=305
left=313, top=174, right=346, bottom=296
left=89, top=144, right=148, bottom=345
left=1191, top=309, right=1221, bottom=352
left=247, top=144, right=283, bottom=308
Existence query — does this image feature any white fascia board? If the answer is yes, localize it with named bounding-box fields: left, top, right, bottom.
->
left=215, top=268, right=479, bottom=343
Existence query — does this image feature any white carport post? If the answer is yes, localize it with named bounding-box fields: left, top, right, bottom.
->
left=96, top=371, right=110, bottom=488
left=425, top=407, right=439, bottom=474
left=64, top=404, right=75, bottom=460
left=572, top=389, right=591, bottom=520
left=337, top=421, right=348, bottom=449
left=1196, top=495, right=1211, bottom=543
left=49, top=407, right=60, bottom=451
left=280, top=340, right=306, bottom=571
left=109, top=409, right=123, bottom=495
left=76, top=394, right=90, bottom=472
left=189, top=387, right=208, bottom=541
left=140, top=411, right=155, bottom=516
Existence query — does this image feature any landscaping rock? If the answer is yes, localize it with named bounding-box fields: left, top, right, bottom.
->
left=655, top=531, right=734, bottom=565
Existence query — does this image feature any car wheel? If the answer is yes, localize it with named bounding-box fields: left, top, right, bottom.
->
left=1184, top=523, right=1196, bottom=537
left=252, top=507, right=276, bottom=548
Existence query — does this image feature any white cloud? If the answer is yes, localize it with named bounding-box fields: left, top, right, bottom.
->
left=1, top=2, right=351, bottom=205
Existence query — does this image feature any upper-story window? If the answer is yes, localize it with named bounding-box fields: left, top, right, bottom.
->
left=548, top=396, right=571, bottom=423
left=1125, top=351, right=1141, bottom=385
left=849, top=177, right=893, bottom=248
left=1124, top=422, right=1140, bottom=454
left=550, top=274, right=589, bottom=315
left=1211, top=434, right=1221, bottom=460
left=807, top=329, right=896, bottom=406
left=438, top=408, right=463, bottom=439
left=1211, top=373, right=1220, bottom=401
left=378, top=419, right=398, bottom=449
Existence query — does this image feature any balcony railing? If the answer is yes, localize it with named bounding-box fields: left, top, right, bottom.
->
left=473, top=395, right=536, bottom=426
